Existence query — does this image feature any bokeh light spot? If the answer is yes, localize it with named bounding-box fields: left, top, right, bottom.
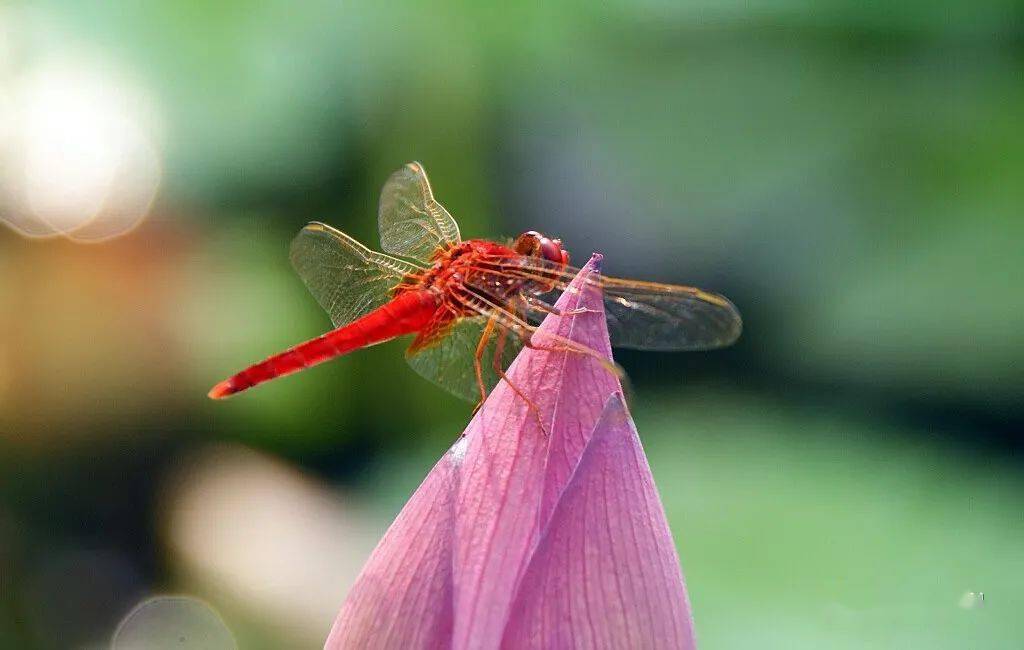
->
left=0, top=8, right=162, bottom=242
left=112, top=596, right=235, bottom=650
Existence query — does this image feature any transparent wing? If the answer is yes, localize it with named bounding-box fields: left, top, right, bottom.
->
left=484, top=257, right=743, bottom=351
left=404, top=314, right=523, bottom=403
left=289, top=222, right=423, bottom=328
left=378, top=162, right=461, bottom=262
left=598, top=276, right=742, bottom=350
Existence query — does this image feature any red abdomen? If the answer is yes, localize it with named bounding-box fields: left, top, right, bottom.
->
left=209, top=289, right=438, bottom=399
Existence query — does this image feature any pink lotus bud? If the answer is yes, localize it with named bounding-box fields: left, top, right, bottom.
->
left=327, top=255, right=695, bottom=649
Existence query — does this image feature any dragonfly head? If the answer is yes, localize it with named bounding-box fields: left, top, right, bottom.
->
left=514, top=230, right=570, bottom=266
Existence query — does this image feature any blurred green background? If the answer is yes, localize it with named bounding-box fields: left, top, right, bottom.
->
left=1, top=1, right=1021, bottom=648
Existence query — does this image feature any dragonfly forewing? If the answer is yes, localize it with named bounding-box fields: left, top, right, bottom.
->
left=377, top=162, right=461, bottom=262
left=599, top=279, right=742, bottom=350
left=480, top=256, right=742, bottom=352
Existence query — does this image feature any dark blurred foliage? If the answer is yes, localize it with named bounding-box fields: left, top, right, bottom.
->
left=0, top=1, right=1021, bottom=647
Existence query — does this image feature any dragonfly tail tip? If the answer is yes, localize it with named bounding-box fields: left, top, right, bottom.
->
left=208, top=379, right=236, bottom=400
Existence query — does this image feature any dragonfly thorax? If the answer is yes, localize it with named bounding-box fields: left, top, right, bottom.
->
left=405, top=239, right=540, bottom=315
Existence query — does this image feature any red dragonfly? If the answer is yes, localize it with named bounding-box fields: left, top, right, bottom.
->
left=209, top=162, right=741, bottom=403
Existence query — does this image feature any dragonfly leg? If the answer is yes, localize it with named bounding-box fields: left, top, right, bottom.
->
left=523, top=329, right=623, bottom=381
left=491, top=323, right=508, bottom=375
left=472, top=316, right=498, bottom=410
left=522, top=294, right=594, bottom=317
left=490, top=325, right=548, bottom=435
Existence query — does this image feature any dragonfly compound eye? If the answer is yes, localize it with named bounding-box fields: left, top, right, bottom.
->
left=537, top=237, right=565, bottom=265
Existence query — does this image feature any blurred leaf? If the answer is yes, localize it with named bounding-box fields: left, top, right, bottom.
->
left=640, top=392, right=1022, bottom=649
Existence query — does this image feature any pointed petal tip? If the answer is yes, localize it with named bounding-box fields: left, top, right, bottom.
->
left=597, top=391, right=630, bottom=427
